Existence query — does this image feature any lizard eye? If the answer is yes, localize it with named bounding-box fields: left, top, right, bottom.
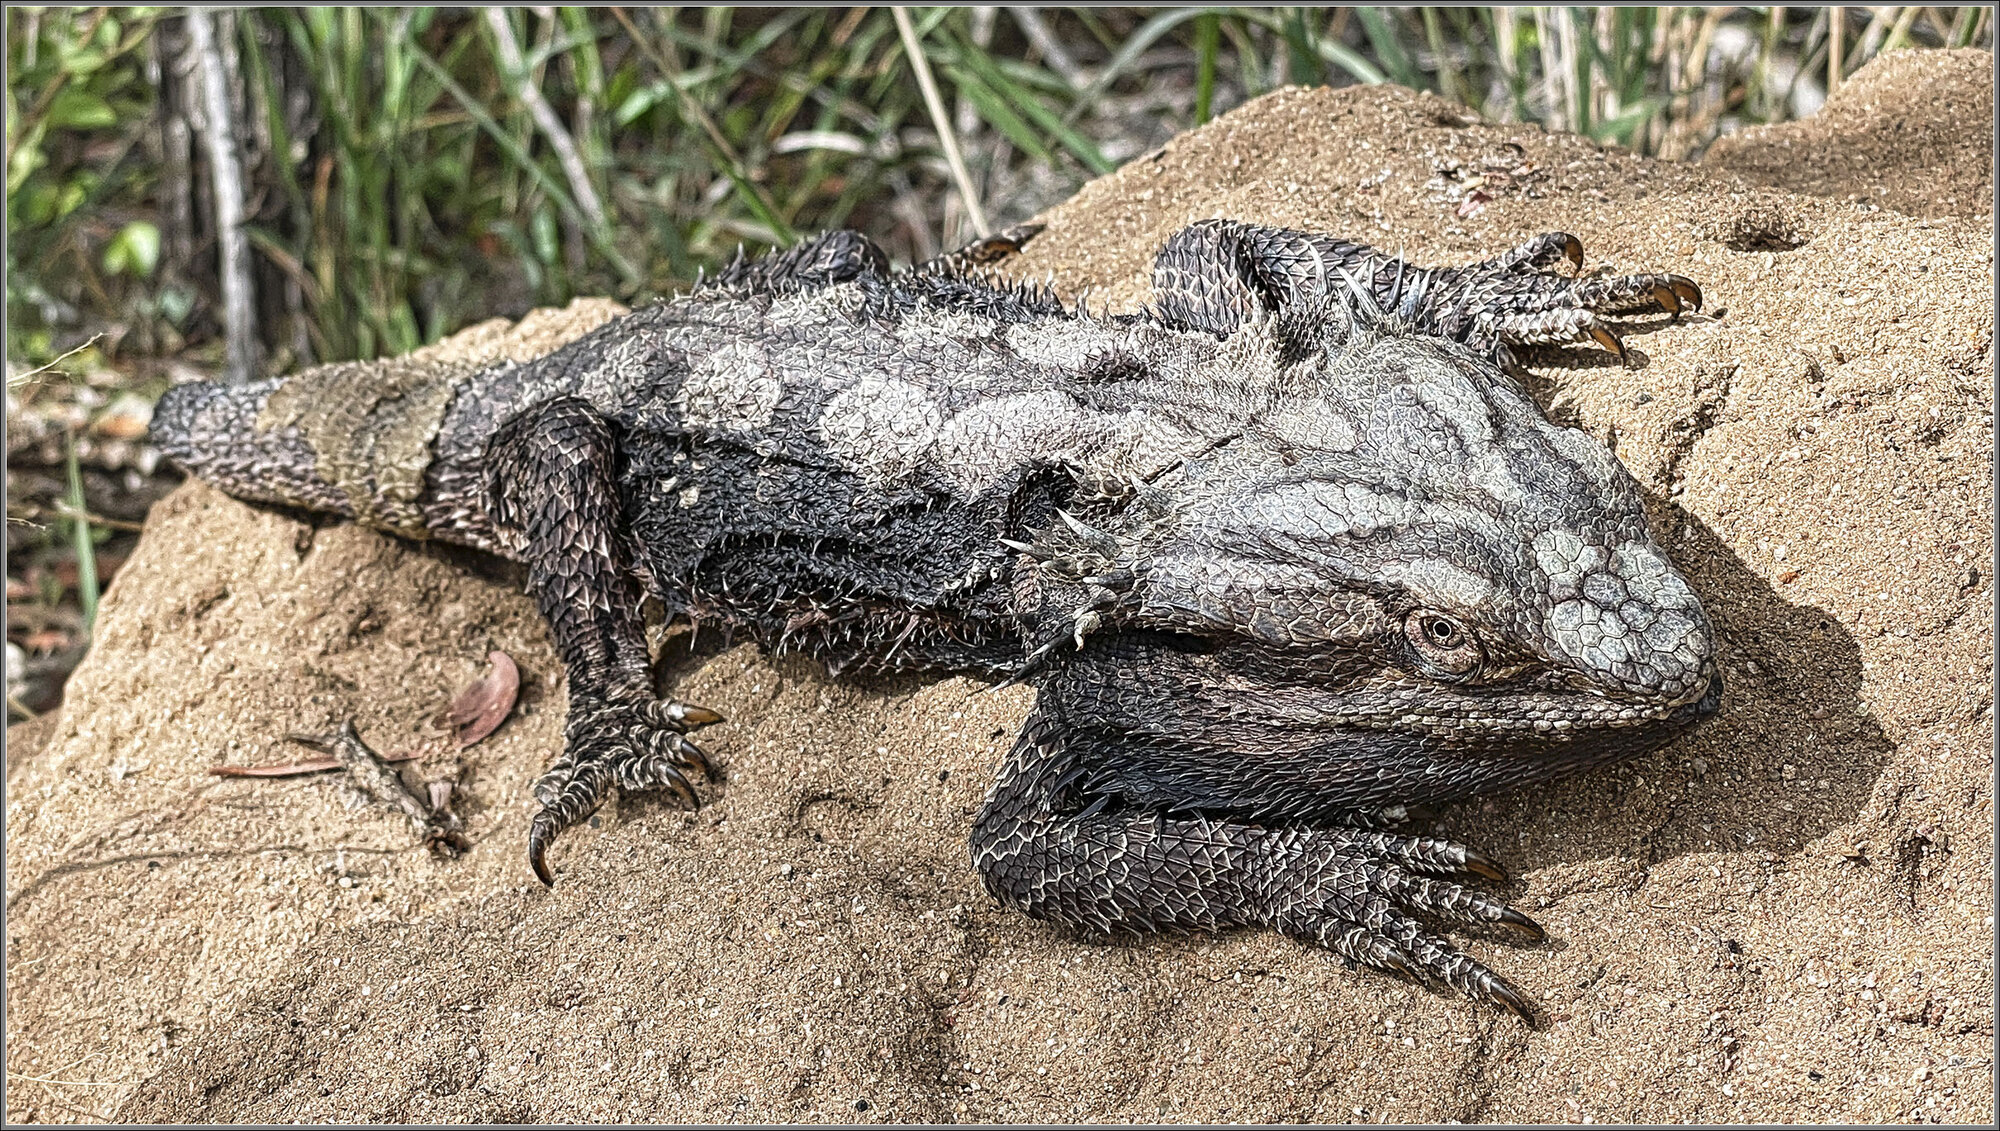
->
left=1405, top=611, right=1482, bottom=679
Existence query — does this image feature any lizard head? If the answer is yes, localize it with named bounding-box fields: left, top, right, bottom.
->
left=1024, top=318, right=1721, bottom=817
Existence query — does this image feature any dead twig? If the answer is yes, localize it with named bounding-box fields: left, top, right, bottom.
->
left=209, top=749, right=421, bottom=778
left=285, top=722, right=469, bottom=854
left=5, top=335, right=104, bottom=389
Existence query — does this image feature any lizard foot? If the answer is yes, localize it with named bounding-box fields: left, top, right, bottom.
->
left=528, top=689, right=723, bottom=886
left=1456, top=232, right=1702, bottom=365
left=1262, top=827, right=1542, bottom=1020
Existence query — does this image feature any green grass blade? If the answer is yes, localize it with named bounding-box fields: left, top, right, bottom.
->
left=1194, top=13, right=1219, bottom=124
left=398, top=23, right=640, bottom=286
left=941, top=63, right=1051, bottom=163
left=1280, top=8, right=1323, bottom=86
left=1353, top=6, right=1420, bottom=88
left=1422, top=7, right=1462, bottom=105
left=948, top=40, right=1110, bottom=174
left=1061, top=7, right=1232, bottom=128
left=1230, top=8, right=1387, bottom=85
left=63, top=429, right=99, bottom=636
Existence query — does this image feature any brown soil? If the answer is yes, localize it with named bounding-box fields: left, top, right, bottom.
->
left=6, top=69, right=1993, bottom=1124
left=1704, top=48, right=1994, bottom=219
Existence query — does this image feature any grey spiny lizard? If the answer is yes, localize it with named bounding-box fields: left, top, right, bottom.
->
left=152, top=220, right=1719, bottom=1018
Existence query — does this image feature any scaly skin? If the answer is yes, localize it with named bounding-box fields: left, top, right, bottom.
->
left=152, top=220, right=1720, bottom=1019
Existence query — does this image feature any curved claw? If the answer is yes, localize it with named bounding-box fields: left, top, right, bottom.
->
left=1496, top=906, right=1547, bottom=942
left=1669, top=275, right=1703, bottom=313
left=1378, top=945, right=1419, bottom=981
left=1459, top=846, right=1508, bottom=883
left=653, top=763, right=699, bottom=808
left=999, top=537, right=1053, bottom=561
left=1486, top=976, right=1535, bottom=1023
left=1587, top=324, right=1629, bottom=365
left=528, top=812, right=561, bottom=887
left=1651, top=283, right=1685, bottom=317
left=642, top=700, right=724, bottom=731
left=673, top=703, right=725, bottom=729
left=1558, top=233, right=1584, bottom=272
left=677, top=735, right=718, bottom=783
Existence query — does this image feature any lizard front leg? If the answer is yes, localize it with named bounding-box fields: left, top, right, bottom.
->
left=484, top=396, right=722, bottom=885
left=970, top=710, right=1543, bottom=1019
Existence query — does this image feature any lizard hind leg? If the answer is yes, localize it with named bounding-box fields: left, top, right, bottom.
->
left=484, top=396, right=724, bottom=887
left=1141, top=220, right=1702, bottom=369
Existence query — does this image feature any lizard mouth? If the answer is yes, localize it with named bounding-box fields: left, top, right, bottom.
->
left=1347, top=660, right=1722, bottom=738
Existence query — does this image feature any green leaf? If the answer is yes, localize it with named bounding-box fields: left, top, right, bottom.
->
left=51, top=180, right=87, bottom=222
left=531, top=203, right=559, bottom=266
left=17, top=181, right=57, bottom=226
left=156, top=285, right=194, bottom=326
left=7, top=134, right=49, bottom=198
left=615, top=81, right=668, bottom=127
left=47, top=89, right=117, bottom=131
left=102, top=220, right=161, bottom=277
left=56, top=46, right=107, bottom=77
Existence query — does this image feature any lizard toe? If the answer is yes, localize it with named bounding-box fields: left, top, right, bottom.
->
left=527, top=758, right=617, bottom=886
left=1321, top=827, right=1510, bottom=882
left=1367, top=897, right=1540, bottom=1020
left=640, top=698, right=725, bottom=732
left=1370, top=864, right=1546, bottom=939
left=613, top=729, right=706, bottom=806
left=1263, top=828, right=1542, bottom=1021
left=529, top=691, right=724, bottom=884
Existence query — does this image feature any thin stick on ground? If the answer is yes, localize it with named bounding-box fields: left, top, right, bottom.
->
left=286, top=721, right=469, bottom=854
left=62, top=431, right=99, bottom=636
left=5, top=334, right=102, bottom=388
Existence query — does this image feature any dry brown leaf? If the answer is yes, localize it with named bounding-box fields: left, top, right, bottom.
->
left=448, top=650, right=519, bottom=747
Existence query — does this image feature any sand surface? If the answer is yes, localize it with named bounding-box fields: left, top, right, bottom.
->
left=1704, top=48, right=1993, bottom=221
left=6, top=53, right=1993, bottom=1123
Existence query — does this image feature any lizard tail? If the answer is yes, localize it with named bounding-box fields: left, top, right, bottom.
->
left=152, top=378, right=357, bottom=517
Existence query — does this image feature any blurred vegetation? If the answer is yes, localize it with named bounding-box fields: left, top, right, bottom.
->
left=7, top=6, right=1990, bottom=375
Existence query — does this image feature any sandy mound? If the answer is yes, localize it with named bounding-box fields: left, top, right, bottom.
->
left=6, top=82, right=1992, bottom=1124
left=1704, top=48, right=1993, bottom=219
